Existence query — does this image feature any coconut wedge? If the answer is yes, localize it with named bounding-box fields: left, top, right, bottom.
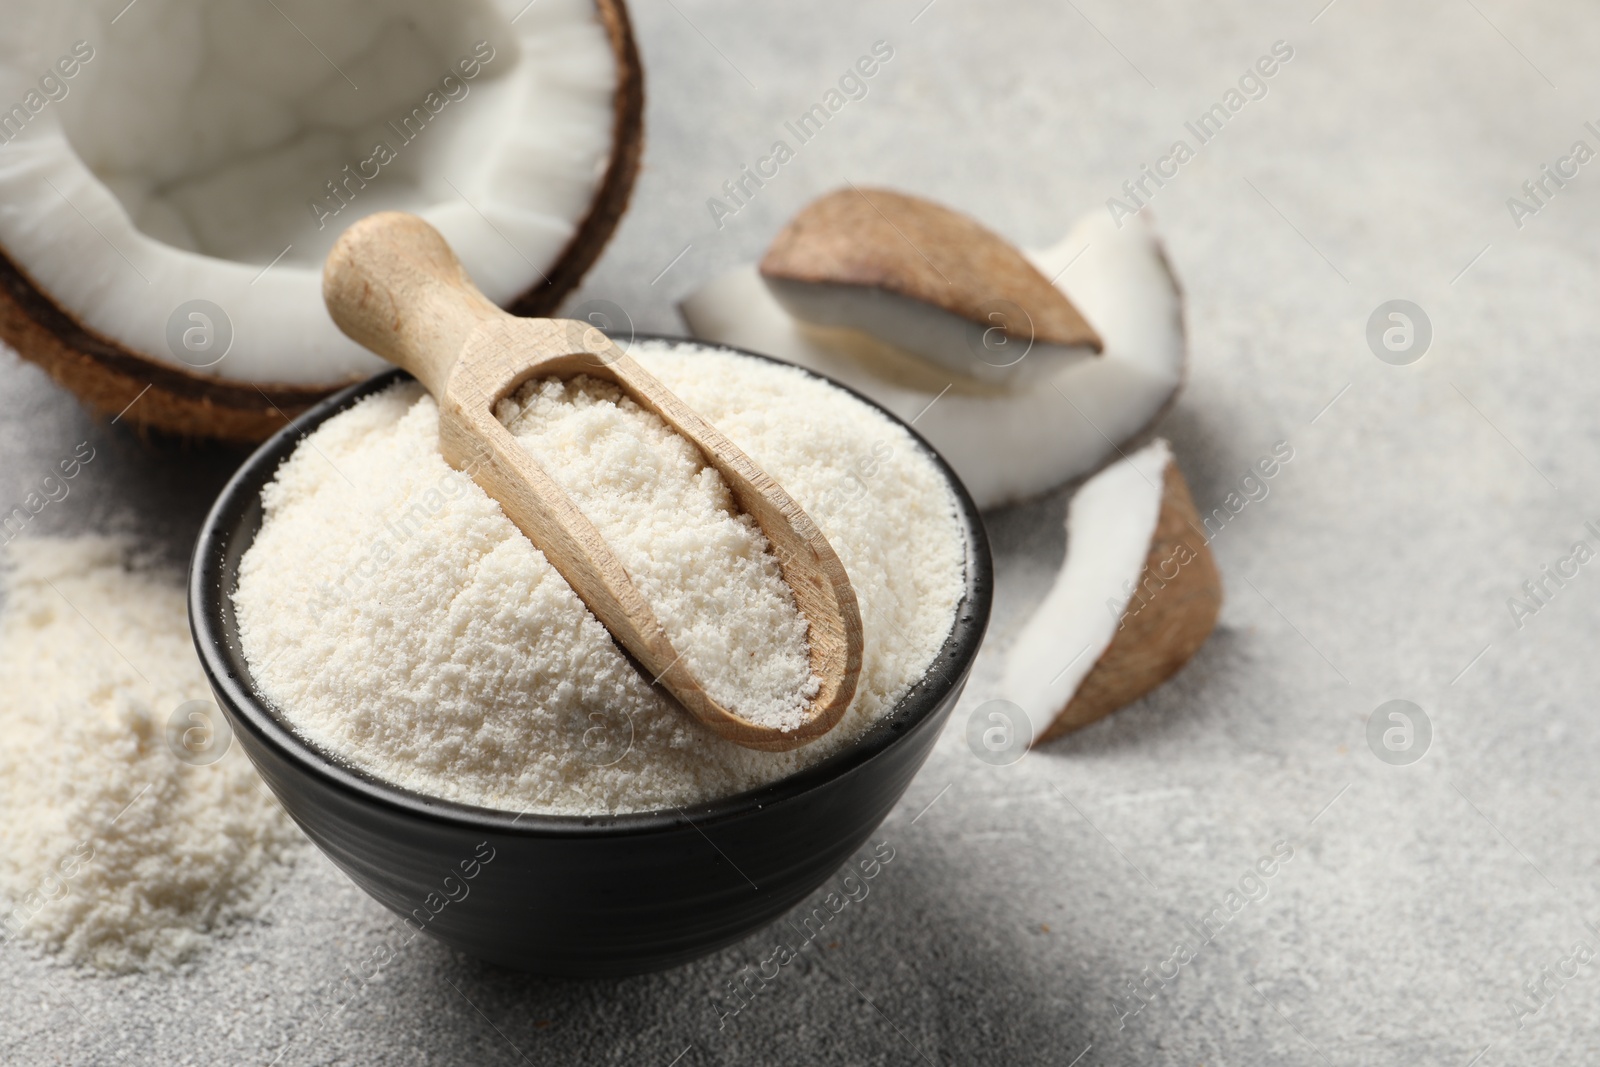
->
left=0, top=0, right=643, bottom=441
left=759, top=187, right=1101, bottom=386
left=681, top=209, right=1184, bottom=509
left=1002, top=439, right=1220, bottom=743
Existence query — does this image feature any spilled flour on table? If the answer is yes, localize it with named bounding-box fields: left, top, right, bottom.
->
left=0, top=536, right=300, bottom=973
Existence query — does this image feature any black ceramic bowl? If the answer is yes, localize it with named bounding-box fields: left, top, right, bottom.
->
left=189, top=338, right=992, bottom=976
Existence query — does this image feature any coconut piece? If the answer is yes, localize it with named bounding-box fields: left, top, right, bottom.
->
left=1002, top=439, right=1220, bottom=743
left=681, top=209, right=1184, bottom=509
left=0, top=0, right=643, bottom=441
left=759, top=188, right=1101, bottom=386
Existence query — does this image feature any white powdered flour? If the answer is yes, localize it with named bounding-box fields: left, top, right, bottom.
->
left=495, top=375, right=819, bottom=732
left=235, top=341, right=966, bottom=815
left=0, top=537, right=301, bottom=973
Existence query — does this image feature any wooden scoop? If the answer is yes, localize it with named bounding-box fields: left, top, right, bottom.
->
left=322, top=212, right=862, bottom=752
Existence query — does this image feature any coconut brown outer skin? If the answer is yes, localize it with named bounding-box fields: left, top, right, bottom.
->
left=758, top=187, right=1102, bottom=352
left=0, top=0, right=644, bottom=444
left=1037, top=459, right=1221, bottom=743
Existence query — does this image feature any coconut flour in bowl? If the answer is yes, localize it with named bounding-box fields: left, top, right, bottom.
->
left=233, top=340, right=966, bottom=815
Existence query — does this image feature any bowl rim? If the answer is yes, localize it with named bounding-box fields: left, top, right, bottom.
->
left=189, top=334, right=992, bottom=838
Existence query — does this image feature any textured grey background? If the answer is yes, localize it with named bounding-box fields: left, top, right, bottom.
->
left=4, top=0, right=1600, bottom=1063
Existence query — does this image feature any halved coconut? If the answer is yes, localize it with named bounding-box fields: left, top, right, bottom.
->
left=1002, top=439, right=1220, bottom=743
left=681, top=208, right=1184, bottom=509
left=759, top=187, right=1101, bottom=386
left=0, top=0, right=642, bottom=441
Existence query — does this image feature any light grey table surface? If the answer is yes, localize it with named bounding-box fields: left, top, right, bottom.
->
left=5, top=0, right=1600, bottom=1063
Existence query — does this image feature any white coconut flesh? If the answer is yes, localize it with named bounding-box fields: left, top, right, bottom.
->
left=680, top=211, right=1184, bottom=510
left=761, top=277, right=1097, bottom=388
left=1001, top=438, right=1171, bottom=745
left=0, top=0, right=617, bottom=385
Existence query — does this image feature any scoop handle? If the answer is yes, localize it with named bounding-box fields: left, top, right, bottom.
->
left=323, top=212, right=506, bottom=396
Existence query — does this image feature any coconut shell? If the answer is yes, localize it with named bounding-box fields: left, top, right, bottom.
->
left=0, top=0, right=645, bottom=444
left=1036, top=459, right=1221, bottom=742
left=759, top=187, right=1101, bottom=352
